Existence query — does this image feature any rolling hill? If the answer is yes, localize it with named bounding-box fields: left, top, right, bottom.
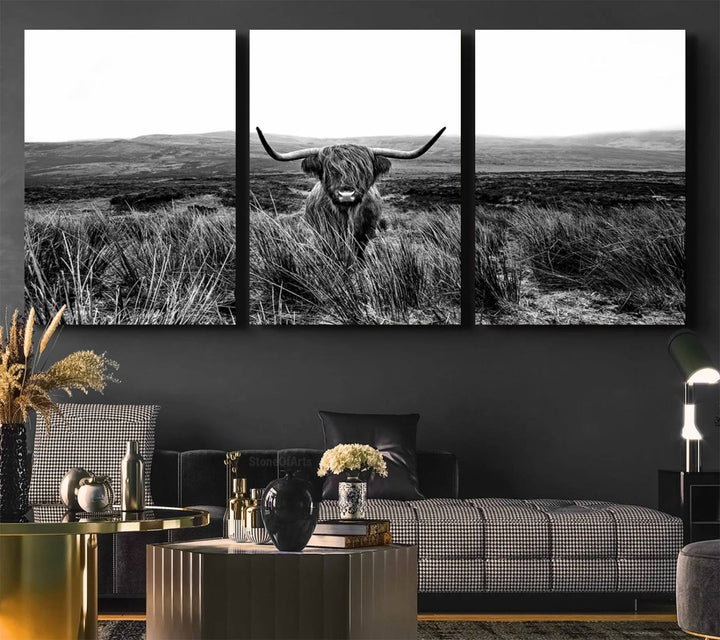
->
left=25, top=129, right=684, bottom=185
left=476, top=130, right=684, bottom=172
left=25, top=131, right=236, bottom=182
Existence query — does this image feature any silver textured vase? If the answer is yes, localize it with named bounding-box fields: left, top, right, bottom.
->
left=77, top=475, right=114, bottom=512
left=60, top=467, right=91, bottom=511
left=338, top=479, right=367, bottom=519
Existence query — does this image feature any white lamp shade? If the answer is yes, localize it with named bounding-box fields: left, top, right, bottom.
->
left=687, top=367, right=720, bottom=384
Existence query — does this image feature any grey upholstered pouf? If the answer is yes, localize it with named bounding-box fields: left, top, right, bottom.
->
left=677, top=539, right=720, bottom=639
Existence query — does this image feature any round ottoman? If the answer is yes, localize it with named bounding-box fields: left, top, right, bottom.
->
left=677, top=539, right=720, bottom=639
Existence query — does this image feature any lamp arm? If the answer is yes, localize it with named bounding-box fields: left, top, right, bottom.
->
left=683, top=382, right=702, bottom=472
left=684, top=382, right=695, bottom=405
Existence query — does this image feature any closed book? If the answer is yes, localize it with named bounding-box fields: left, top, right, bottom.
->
left=307, top=531, right=393, bottom=549
left=314, top=519, right=391, bottom=536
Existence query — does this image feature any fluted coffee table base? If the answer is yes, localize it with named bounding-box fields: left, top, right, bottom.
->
left=146, top=539, right=418, bottom=640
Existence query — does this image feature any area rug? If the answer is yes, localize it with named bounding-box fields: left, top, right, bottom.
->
left=99, top=619, right=687, bottom=639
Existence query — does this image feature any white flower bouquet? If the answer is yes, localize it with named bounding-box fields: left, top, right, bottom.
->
left=317, top=443, right=388, bottom=479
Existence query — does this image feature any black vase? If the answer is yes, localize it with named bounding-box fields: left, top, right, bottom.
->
left=0, top=423, right=30, bottom=519
left=261, top=472, right=318, bottom=552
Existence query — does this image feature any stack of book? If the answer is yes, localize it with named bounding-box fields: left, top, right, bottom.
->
left=307, top=519, right=392, bottom=549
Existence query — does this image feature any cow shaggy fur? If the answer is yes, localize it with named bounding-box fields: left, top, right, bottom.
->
left=256, top=126, right=445, bottom=262
left=301, top=145, right=391, bottom=260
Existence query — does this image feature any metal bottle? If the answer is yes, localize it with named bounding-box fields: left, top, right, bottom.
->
left=121, top=440, right=145, bottom=511
left=244, top=488, right=271, bottom=544
left=228, top=478, right=248, bottom=542
left=244, top=488, right=263, bottom=530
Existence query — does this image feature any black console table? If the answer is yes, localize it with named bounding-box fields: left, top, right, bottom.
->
left=658, top=470, right=720, bottom=544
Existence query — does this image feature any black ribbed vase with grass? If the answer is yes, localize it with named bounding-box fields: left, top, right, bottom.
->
left=0, top=423, right=30, bottom=519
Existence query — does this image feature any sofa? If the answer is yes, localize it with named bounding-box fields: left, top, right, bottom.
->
left=98, top=448, right=683, bottom=610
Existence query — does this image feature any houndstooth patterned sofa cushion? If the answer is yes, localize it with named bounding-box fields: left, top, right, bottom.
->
left=30, top=404, right=158, bottom=507
left=335, top=497, right=683, bottom=593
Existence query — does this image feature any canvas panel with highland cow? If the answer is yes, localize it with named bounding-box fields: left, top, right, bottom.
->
left=24, top=30, right=236, bottom=325
left=475, top=30, right=686, bottom=325
left=250, top=30, right=461, bottom=325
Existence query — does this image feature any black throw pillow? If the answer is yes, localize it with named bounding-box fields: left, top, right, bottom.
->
left=319, top=411, right=424, bottom=500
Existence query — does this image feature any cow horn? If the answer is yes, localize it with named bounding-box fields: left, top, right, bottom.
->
left=256, top=127, right=321, bottom=161
left=370, top=127, right=446, bottom=159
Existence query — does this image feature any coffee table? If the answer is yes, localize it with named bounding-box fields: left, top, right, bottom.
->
left=0, top=504, right=208, bottom=640
left=147, top=538, right=418, bottom=639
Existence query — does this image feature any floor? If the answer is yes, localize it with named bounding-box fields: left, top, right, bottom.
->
left=101, top=613, right=678, bottom=622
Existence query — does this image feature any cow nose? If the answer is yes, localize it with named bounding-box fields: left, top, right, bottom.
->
left=336, top=189, right=358, bottom=203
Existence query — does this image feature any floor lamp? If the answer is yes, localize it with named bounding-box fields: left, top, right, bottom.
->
left=668, top=330, right=720, bottom=472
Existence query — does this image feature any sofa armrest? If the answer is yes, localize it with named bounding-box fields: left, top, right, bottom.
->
left=417, top=450, right=459, bottom=498
left=151, top=450, right=179, bottom=506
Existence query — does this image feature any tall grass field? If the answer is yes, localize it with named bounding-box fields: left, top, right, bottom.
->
left=473, top=130, right=685, bottom=325
left=24, top=131, right=236, bottom=325
left=250, top=197, right=460, bottom=325
left=25, top=202, right=236, bottom=325
left=475, top=199, right=685, bottom=325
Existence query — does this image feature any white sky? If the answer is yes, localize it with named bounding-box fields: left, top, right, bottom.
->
left=25, top=30, right=235, bottom=142
left=250, top=30, right=460, bottom=138
left=476, top=30, right=685, bottom=137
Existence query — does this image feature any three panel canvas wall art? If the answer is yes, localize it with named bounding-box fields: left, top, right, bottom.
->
left=23, top=29, right=685, bottom=326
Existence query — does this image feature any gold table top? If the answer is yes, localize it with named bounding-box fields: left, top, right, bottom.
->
left=0, top=504, right=209, bottom=535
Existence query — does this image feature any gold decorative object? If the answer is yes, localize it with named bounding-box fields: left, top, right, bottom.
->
left=223, top=450, right=243, bottom=539
left=228, top=477, right=249, bottom=542
left=244, top=488, right=270, bottom=544
left=244, top=488, right=262, bottom=529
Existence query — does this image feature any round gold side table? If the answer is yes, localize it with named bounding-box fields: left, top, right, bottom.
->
left=0, top=504, right=209, bottom=640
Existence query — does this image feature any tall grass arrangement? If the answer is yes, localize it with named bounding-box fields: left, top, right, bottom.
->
left=0, top=307, right=118, bottom=426
left=25, top=205, right=235, bottom=325
left=250, top=202, right=460, bottom=325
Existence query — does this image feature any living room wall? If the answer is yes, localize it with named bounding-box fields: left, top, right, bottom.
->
left=1, top=0, right=718, bottom=508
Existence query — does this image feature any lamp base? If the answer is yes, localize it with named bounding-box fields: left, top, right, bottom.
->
left=685, top=439, right=701, bottom=472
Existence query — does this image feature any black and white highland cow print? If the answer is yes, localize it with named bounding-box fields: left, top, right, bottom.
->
left=256, top=127, right=446, bottom=261
left=24, top=30, right=236, bottom=325
left=250, top=30, right=461, bottom=325
left=474, top=30, right=686, bottom=325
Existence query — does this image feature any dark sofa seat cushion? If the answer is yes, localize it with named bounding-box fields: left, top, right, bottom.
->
left=168, top=505, right=225, bottom=542
left=112, top=505, right=222, bottom=595
left=113, top=530, right=170, bottom=596
left=319, top=411, right=423, bottom=500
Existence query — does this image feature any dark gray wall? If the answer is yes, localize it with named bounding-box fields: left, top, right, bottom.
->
left=1, top=1, right=718, bottom=508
